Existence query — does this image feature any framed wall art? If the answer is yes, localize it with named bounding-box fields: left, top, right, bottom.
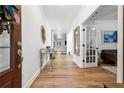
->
left=102, top=30, right=117, bottom=43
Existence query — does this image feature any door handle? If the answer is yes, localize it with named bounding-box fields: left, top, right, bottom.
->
left=17, top=41, right=22, bottom=48
left=18, top=64, right=21, bottom=68
left=17, top=49, right=23, bottom=62
left=17, top=49, right=22, bottom=57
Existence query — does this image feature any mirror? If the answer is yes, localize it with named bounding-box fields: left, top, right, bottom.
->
left=41, top=25, right=46, bottom=44
left=74, top=26, right=80, bottom=56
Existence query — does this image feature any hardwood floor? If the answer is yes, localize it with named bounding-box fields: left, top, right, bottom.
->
left=30, top=53, right=116, bottom=88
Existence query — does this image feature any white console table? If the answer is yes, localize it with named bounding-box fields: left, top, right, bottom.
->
left=40, top=48, right=50, bottom=70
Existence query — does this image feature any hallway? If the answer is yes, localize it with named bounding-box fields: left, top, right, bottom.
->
left=31, top=53, right=116, bottom=88
left=0, top=5, right=124, bottom=89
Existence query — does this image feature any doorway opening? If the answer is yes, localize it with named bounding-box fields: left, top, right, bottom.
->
left=82, top=5, right=117, bottom=76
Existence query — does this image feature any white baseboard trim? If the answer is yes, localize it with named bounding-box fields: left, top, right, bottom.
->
left=23, top=68, right=41, bottom=88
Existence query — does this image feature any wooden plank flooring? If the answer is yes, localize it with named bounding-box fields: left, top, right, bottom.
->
left=30, top=54, right=116, bottom=88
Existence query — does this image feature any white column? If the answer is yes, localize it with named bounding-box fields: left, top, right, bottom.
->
left=117, top=5, right=123, bottom=83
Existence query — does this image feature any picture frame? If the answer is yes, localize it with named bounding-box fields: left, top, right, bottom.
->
left=102, top=30, right=117, bottom=44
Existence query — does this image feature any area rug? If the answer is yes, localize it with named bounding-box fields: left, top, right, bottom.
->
left=101, top=66, right=117, bottom=74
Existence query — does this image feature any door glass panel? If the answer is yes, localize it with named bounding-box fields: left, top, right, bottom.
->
left=86, top=57, right=89, bottom=63
left=86, top=27, right=97, bottom=63
left=0, top=29, right=10, bottom=72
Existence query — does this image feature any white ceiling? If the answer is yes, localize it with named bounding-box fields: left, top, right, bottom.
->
left=42, top=5, right=82, bottom=35
left=42, top=5, right=117, bottom=37
left=90, top=5, right=117, bottom=20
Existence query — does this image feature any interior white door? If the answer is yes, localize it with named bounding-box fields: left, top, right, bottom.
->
left=83, top=27, right=98, bottom=68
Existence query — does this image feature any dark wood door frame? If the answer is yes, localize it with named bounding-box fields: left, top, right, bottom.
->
left=0, top=5, right=22, bottom=88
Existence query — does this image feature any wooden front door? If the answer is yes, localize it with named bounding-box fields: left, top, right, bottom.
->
left=0, top=6, right=22, bottom=88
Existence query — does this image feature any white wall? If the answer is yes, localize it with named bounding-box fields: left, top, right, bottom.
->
left=67, top=31, right=73, bottom=55
left=85, top=19, right=117, bottom=52
left=22, top=5, right=51, bottom=87
left=67, top=5, right=100, bottom=68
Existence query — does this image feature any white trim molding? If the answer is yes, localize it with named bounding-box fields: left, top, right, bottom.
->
left=23, top=68, right=41, bottom=88
left=117, top=5, right=123, bottom=83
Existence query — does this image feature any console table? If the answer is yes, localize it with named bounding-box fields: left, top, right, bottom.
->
left=40, top=48, right=50, bottom=70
